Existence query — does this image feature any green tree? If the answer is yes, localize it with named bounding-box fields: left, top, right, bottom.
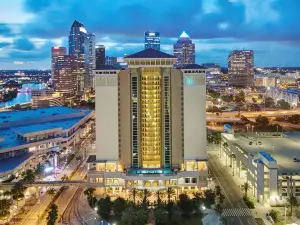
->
left=288, top=114, right=300, bottom=124
left=277, top=99, right=290, bottom=109
left=141, top=189, right=151, bottom=207
left=287, top=194, right=298, bottom=216
left=46, top=188, right=56, bottom=200
left=61, top=175, right=69, bottom=181
left=166, top=187, right=175, bottom=204
left=241, top=182, right=249, bottom=197
left=269, top=209, right=280, bottom=223
left=11, top=183, right=26, bottom=201
left=256, top=115, right=269, bottom=125
left=122, top=206, right=149, bottom=225
left=154, top=205, right=169, bottom=225
left=178, top=194, right=194, bottom=217
left=155, top=190, right=165, bottom=205
left=215, top=203, right=223, bottom=217
left=47, top=204, right=58, bottom=225
left=97, top=196, right=112, bottom=221
left=129, top=188, right=138, bottom=205
left=0, top=198, right=12, bottom=219
left=203, top=189, right=216, bottom=209
left=258, top=94, right=263, bottom=99
left=264, top=97, right=275, bottom=107
left=22, top=169, right=36, bottom=183
left=252, top=97, right=257, bottom=103
left=113, top=197, right=126, bottom=219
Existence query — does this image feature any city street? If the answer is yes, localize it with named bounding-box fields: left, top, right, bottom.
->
left=208, top=152, right=257, bottom=225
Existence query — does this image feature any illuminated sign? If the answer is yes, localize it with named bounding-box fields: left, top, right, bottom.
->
left=224, top=124, right=234, bottom=134
left=149, top=32, right=156, bottom=36
left=79, top=27, right=87, bottom=34
left=187, top=77, right=193, bottom=85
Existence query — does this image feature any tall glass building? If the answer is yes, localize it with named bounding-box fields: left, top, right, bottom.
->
left=228, top=50, right=254, bottom=87
left=87, top=48, right=208, bottom=195
left=95, top=45, right=106, bottom=68
left=51, top=47, right=66, bottom=82
left=53, top=55, right=78, bottom=97
left=84, top=33, right=96, bottom=89
left=69, top=20, right=87, bottom=94
left=145, top=31, right=160, bottom=51
left=173, top=31, right=195, bottom=66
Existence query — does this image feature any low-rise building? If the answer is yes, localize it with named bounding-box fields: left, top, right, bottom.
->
left=0, top=106, right=94, bottom=181
left=269, top=88, right=300, bottom=107
left=221, top=132, right=300, bottom=205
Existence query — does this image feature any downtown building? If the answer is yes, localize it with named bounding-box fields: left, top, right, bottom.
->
left=53, top=55, right=78, bottom=97
left=228, top=50, right=254, bottom=87
left=69, top=20, right=89, bottom=94
left=145, top=31, right=160, bottom=51
left=51, top=47, right=66, bottom=82
left=84, top=33, right=96, bottom=89
left=87, top=48, right=208, bottom=195
left=96, top=45, right=106, bottom=68
left=174, top=31, right=195, bottom=67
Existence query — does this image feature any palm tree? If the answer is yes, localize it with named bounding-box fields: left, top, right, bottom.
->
left=11, top=183, right=26, bottom=201
left=155, top=190, right=165, bottom=205
left=47, top=203, right=58, bottom=225
left=0, top=198, right=12, bottom=219
left=46, top=188, right=56, bottom=201
left=287, top=194, right=298, bottom=216
left=241, top=182, right=249, bottom=197
left=83, top=188, right=95, bottom=202
left=61, top=175, right=69, bottom=181
left=166, top=187, right=175, bottom=204
left=129, top=188, right=138, bottom=205
left=22, top=169, right=36, bottom=183
left=141, top=189, right=151, bottom=207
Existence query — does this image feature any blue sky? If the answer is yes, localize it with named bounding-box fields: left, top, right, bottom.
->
left=0, top=0, right=299, bottom=69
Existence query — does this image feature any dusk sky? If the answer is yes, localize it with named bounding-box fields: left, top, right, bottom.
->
left=0, top=0, right=299, bottom=69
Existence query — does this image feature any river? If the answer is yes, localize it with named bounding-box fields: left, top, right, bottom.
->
left=0, top=83, right=46, bottom=108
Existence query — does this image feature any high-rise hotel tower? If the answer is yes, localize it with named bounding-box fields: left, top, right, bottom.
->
left=87, top=48, right=207, bottom=195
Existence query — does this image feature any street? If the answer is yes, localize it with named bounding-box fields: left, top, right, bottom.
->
left=208, top=152, right=257, bottom=225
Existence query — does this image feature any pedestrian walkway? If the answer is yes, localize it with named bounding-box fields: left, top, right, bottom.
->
left=222, top=208, right=252, bottom=217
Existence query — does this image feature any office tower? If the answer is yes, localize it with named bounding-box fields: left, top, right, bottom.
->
left=69, top=20, right=87, bottom=94
left=173, top=31, right=195, bottom=66
left=51, top=47, right=66, bottom=82
left=87, top=48, right=208, bottom=194
left=228, top=50, right=254, bottom=87
left=53, top=55, right=78, bottom=97
left=105, top=56, right=118, bottom=66
left=95, top=45, right=106, bottom=68
left=84, top=33, right=96, bottom=89
left=144, top=31, right=160, bottom=51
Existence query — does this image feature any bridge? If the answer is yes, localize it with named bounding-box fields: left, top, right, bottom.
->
left=0, top=180, right=87, bottom=187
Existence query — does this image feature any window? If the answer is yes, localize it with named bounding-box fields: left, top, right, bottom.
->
left=185, top=178, right=190, bottom=183
left=192, top=178, right=197, bottom=183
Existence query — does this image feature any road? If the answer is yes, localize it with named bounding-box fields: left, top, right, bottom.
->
left=208, top=152, right=257, bottom=225
left=207, top=109, right=300, bottom=121
left=16, top=133, right=94, bottom=225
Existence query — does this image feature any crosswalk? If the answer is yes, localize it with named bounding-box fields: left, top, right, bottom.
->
left=221, top=208, right=252, bottom=217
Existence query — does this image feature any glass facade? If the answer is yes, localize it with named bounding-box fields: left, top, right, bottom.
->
left=163, top=74, right=171, bottom=168
left=131, top=76, right=139, bottom=168
left=140, top=68, right=161, bottom=168
left=145, top=31, right=160, bottom=51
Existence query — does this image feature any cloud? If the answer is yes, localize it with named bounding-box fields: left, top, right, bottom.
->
left=0, top=42, right=11, bottom=48
left=13, top=38, right=35, bottom=51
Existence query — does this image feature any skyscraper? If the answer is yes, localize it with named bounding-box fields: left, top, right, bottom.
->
left=51, top=47, right=66, bottom=82
left=105, top=56, right=118, bottom=66
left=228, top=50, right=254, bottom=87
left=84, top=33, right=96, bottom=89
left=95, top=45, right=105, bottom=68
left=53, top=55, right=78, bottom=97
left=69, top=20, right=87, bottom=94
left=173, top=31, right=195, bottom=66
left=144, top=31, right=160, bottom=51
left=87, top=48, right=208, bottom=194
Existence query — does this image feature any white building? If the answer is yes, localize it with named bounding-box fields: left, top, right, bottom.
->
left=87, top=48, right=208, bottom=195
left=221, top=132, right=300, bottom=205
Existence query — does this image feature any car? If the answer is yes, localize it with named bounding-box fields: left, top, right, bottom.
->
left=258, top=141, right=262, bottom=145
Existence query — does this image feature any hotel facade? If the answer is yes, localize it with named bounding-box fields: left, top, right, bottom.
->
left=87, top=48, right=207, bottom=195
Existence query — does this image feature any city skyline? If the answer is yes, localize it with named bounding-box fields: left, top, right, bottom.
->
left=0, top=0, right=299, bottom=69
